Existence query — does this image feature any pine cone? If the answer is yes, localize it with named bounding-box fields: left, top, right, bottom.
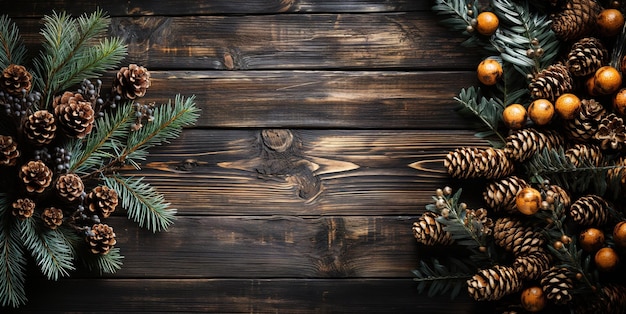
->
left=594, top=113, right=626, bottom=150
left=541, top=267, right=574, bottom=305
left=464, top=208, right=493, bottom=236
left=547, top=184, right=571, bottom=209
left=412, top=211, right=454, bottom=246
left=494, top=217, right=545, bottom=255
left=55, top=173, right=84, bottom=202
left=53, top=91, right=95, bottom=139
left=564, top=98, right=606, bottom=142
left=467, top=265, right=522, bottom=301
left=11, top=198, right=35, bottom=220
left=576, top=284, right=626, bottom=313
left=569, top=194, right=611, bottom=226
left=551, top=0, right=602, bottom=42
left=483, top=176, right=529, bottom=213
left=0, top=64, right=32, bottom=96
left=565, top=143, right=602, bottom=167
left=513, top=249, right=552, bottom=280
left=86, top=185, right=119, bottom=218
left=42, top=207, right=63, bottom=229
left=113, top=64, right=151, bottom=100
left=86, top=223, right=117, bottom=254
left=528, top=63, right=574, bottom=102
left=444, top=147, right=514, bottom=180
left=504, top=128, right=564, bottom=162
left=19, top=160, right=53, bottom=193
left=566, top=37, right=608, bottom=76
left=607, top=156, right=626, bottom=190
left=0, top=135, right=19, bottom=166
left=24, top=110, right=56, bottom=145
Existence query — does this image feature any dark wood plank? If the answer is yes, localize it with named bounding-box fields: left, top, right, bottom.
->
left=121, top=129, right=487, bottom=216
left=10, top=278, right=479, bottom=313
left=142, top=70, right=476, bottom=129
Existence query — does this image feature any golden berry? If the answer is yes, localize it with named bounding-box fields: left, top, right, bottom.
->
left=555, top=93, right=581, bottom=120
left=475, top=12, right=499, bottom=36
left=521, top=286, right=546, bottom=312
left=515, top=187, right=542, bottom=215
left=594, top=66, right=622, bottom=95
left=595, top=247, right=620, bottom=272
left=614, top=88, right=626, bottom=116
left=613, top=221, right=626, bottom=248
left=502, top=104, right=527, bottom=130
left=579, top=227, right=605, bottom=252
left=597, top=9, right=625, bottom=37
left=528, top=99, right=554, bottom=125
left=477, top=59, right=503, bottom=86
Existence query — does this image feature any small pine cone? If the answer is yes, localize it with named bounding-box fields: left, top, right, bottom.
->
left=0, top=135, right=19, bottom=166
left=565, top=143, right=602, bottom=167
left=564, top=98, right=606, bottom=142
left=412, top=211, right=454, bottom=246
left=566, top=37, right=608, bottom=76
left=513, top=249, right=552, bottom=280
left=113, top=64, right=151, bottom=100
left=528, top=63, right=574, bottom=102
left=493, top=217, right=545, bottom=255
left=86, top=185, right=119, bottom=218
left=594, top=113, right=626, bottom=150
left=541, top=267, right=574, bottom=305
left=42, top=207, right=63, bottom=229
left=551, top=0, right=602, bottom=42
left=55, top=173, right=84, bottom=202
left=19, top=160, right=53, bottom=193
left=569, top=194, right=611, bottom=226
left=547, top=184, right=571, bottom=209
left=444, top=147, right=513, bottom=180
left=0, top=64, right=33, bottom=96
left=53, top=91, right=95, bottom=139
left=504, top=128, right=564, bottom=162
left=24, top=110, right=56, bottom=145
left=11, top=198, right=35, bottom=220
left=483, top=176, right=529, bottom=213
left=86, top=223, right=117, bottom=254
left=467, top=265, right=522, bottom=301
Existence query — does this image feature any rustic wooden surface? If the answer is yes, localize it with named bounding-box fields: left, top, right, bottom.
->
left=4, top=1, right=491, bottom=313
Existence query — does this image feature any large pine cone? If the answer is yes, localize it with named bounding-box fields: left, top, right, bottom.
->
left=493, top=217, right=545, bottom=255
left=594, top=113, right=626, bottom=150
left=11, top=198, right=35, bottom=220
left=444, top=147, right=513, bottom=180
left=564, top=98, right=606, bottom=142
left=541, top=267, right=574, bottom=305
left=551, top=0, right=602, bottom=42
left=19, top=160, right=53, bottom=193
left=566, top=37, right=608, bottom=76
left=504, top=128, right=564, bottom=162
left=55, top=173, right=84, bottom=202
left=528, top=63, right=574, bottom=102
left=576, top=284, right=626, bottom=313
left=0, top=64, right=32, bottom=96
left=483, top=176, right=529, bottom=213
left=86, top=185, right=119, bottom=218
left=0, top=135, right=19, bottom=166
left=53, top=91, right=95, bottom=139
left=24, top=110, right=56, bottom=145
left=569, top=194, right=611, bottom=226
left=42, top=207, right=63, bottom=229
left=87, top=223, right=117, bottom=254
left=565, top=143, right=602, bottom=167
left=113, top=64, right=151, bottom=100
left=412, top=211, right=453, bottom=246
left=467, top=265, right=522, bottom=301
left=513, top=249, right=552, bottom=281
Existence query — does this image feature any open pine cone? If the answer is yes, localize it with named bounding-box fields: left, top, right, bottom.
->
left=24, top=110, right=56, bottom=145
left=19, top=160, right=53, bottom=193
left=53, top=91, right=95, bottom=139
left=594, top=113, right=626, bottom=150
left=42, top=207, right=63, bottom=229
left=113, top=64, right=151, bottom=99
left=86, top=185, right=119, bottom=218
left=86, top=223, right=117, bottom=254
left=11, top=198, right=35, bottom=220
left=0, top=64, right=32, bottom=96
left=55, top=173, right=84, bottom=202
left=0, top=135, right=19, bottom=166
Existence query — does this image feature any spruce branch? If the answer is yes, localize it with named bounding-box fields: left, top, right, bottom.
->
left=454, top=86, right=506, bottom=147
left=19, top=217, right=75, bottom=281
left=79, top=247, right=123, bottom=275
left=104, top=175, right=176, bottom=232
left=412, top=257, right=475, bottom=299
left=0, top=195, right=27, bottom=308
left=0, top=15, right=26, bottom=69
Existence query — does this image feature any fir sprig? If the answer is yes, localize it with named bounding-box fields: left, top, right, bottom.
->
left=453, top=86, right=506, bottom=147
left=20, top=217, right=75, bottom=281
left=0, top=195, right=27, bottom=308
left=412, top=257, right=475, bottom=299
left=432, top=0, right=483, bottom=47
left=0, top=15, right=26, bottom=69
left=79, top=247, right=124, bottom=275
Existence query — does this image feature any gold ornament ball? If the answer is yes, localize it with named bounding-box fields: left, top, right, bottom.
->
left=521, top=286, right=547, bottom=312
left=502, top=103, right=527, bottom=130
left=597, top=8, right=625, bottom=37
left=477, top=58, right=502, bottom=86
left=528, top=98, right=554, bottom=126
left=613, top=221, right=626, bottom=247
left=515, top=187, right=542, bottom=215
left=579, top=227, right=605, bottom=252
left=595, top=247, right=620, bottom=272
left=475, top=12, right=499, bottom=36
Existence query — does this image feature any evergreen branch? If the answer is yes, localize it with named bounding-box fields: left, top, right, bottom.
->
left=0, top=15, right=27, bottom=69
left=412, top=257, right=475, bottom=299
left=20, top=217, right=74, bottom=281
left=79, top=247, right=123, bottom=275
left=104, top=175, right=177, bottom=232
left=0, top=195, right=27, bottom=308
left=454, top=86, right=506, bottom=147
left=432, top=0, right=493, bottom=48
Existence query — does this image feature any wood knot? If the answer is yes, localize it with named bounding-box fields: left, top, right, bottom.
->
left=176, top=158, right=198, bottom=171
left=261, top=129, right=294, bottom=153
left=223, top=52, right=234, bottom=70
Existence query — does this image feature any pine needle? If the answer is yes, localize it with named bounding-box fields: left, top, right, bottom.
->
left=0, top=15, right=27, bottom=69
left=412, top=257, right=475, bottom=299
left=0, top=195, right=27, bottom=308
left=79, top=247, right=124, bottom=275
left=19, top=218, right=75, bottom=281
left=454, top=86, right=506, bottom=147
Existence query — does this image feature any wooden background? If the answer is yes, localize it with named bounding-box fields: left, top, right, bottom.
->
left=4, top=0, right=488, bottom=313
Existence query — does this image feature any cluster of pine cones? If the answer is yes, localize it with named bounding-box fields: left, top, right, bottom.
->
left=0, top=63, right=151, bottom=254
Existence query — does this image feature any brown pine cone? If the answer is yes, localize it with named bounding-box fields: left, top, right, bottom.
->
left=551, top=0, right=602, bottom=42
left=19, top=160, right=53, bottom=193
left=594, top=113, right=626, bottom=150
left=113, top=64, right=151, bottom=100
left=0, top=135, right=19, bottom=166
left=412, top=211, right=454, bottom=246
left=513, top=249, right=552, bottom=281
left=467, top=265, right=522, bottom=301
left=504, top=128, right=564, bottom=162
left=565, top=143, right=602, bottom=167
left=12, top=198, right=35, bottom=220
left=547, top=184, right=571, bottom=209
left=53, top=91, right=95, bottom=139
left=86, top=185, right=119, bottom=218
left=86, top=223, right=117, bottom=254
left=55, top=173, right=84, bottom=202
left=483, top=176, right=529, bottom=213
left=24, top=110, right=56, bottom=145
left=0, top=64, right=32, bottom=96
left=493, top=217, right=545, bottom=255
left=528, top=63, right=574, bottom=102
left=541, top=266, right=574, bottom=305
left=564, top=98, right=606, bottom=142
left=464, top=208, right=493, bottom=236
left=566, top=37, right=608, bottom=76
left=569, top=194, right=611, bottom=226
left=444, top=147, right=514, bottom=180
left=42, top=207, right=63, bottom=229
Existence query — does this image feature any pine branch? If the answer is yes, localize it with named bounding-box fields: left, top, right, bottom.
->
left=19, top=217, right=74, bottom=281
left=412, top=257, right=475, bottom=299
left=454, top=86, right=506, bottom=147
left=0, top=194, right=27, bottom=308
left=0, top=15, right=26, bottom=69
left=432, top=0, right=490, bottom=48
left=104, top=175, right=176, bottom=232
left=79, top=247, right=123, bottom=275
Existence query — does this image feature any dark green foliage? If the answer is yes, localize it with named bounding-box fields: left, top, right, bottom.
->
left=0, top=195, right=27, bottom=308
left=0, top=15, right=26, bottom=69
left=454, top=86, right=506, bottom=147
left=412, top=257, right=475, bottom=299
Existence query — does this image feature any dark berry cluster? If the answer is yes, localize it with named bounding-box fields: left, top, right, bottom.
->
left=131, top=102, right=155, bottom=131
left=33, top=146, right=72, bottom=173
left=0, top=90, right=41, bottom=117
